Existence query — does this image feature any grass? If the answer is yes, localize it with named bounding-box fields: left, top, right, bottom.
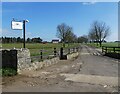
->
left=87, top=42, right=119, bottom=48
left=2, top=43, right=80, bottom=56
left=87, top=42, right=120, bottom=53
left=0, top=68, right=17, bottom=76
left=102, top=42, right=119, bottom=47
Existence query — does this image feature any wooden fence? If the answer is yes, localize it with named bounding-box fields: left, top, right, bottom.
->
left=102, top=46, right=120, bottom=53
left=102, top=46, right=120, bottom=59
left=31, top=46, right=80, bottom=62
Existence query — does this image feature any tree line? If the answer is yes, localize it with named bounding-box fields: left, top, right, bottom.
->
left=1, top=37, right=43, bottom=43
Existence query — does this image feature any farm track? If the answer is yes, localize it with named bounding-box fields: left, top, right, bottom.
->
left=82, top=45, right=102, bottom=56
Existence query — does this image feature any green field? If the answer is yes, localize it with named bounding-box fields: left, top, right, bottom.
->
left=87, top=42, right=119, bottom=48
left=2, top=43, right=80, bottom=56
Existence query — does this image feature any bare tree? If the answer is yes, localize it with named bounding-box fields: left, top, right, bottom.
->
left=56, top=23, right=73, bottom=47
left=89, top=21, right=110, bottom=47
left=88, top=31, right=96, bottom=42
left=66, top=30, right=77, bottom=43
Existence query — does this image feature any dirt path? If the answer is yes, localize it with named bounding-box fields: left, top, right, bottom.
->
left=2, top=45, right=119, bottom=92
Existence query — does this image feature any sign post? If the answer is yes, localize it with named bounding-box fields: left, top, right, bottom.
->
left=11, top=19, right=29, bottom=48
left=23, top=20, right=26, bottom=48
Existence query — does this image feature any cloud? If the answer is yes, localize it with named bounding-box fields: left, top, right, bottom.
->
left=82, top=2, right=95, bottom=5
left=1, top=28, right=32, bottom=39
left=82, top=1, right=97, bottom=5
left=2, top=29, right=15, bottom=37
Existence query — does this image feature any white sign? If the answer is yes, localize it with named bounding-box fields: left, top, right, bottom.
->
left=11, top=21, right=23, bottom=30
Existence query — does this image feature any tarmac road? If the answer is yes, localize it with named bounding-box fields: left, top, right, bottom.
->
left=2, top=45, right=119, bottom=92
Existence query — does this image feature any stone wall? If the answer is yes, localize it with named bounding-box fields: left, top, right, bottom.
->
left=67, top=52, right=79, bottom=60
left=17, top=48, right=31, bottom=73
left=1, top=49, right=79, bottom=74
left=18, top=52, right=79, bottom=74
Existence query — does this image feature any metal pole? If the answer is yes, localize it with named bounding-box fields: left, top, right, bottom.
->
left=23, top=20, right=25, bottom=48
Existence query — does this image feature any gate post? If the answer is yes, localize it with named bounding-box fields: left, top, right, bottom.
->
left=60, top=47, right=67, bottom=60
left=40, top=50, right=43, bottom=60
left=68, top=48, right=70, bottom=54
left=60, top=47, right=63, bottom=59
left=54, top=48, right=57, bottom=57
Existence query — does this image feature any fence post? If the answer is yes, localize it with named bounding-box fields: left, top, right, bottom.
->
left=113, top=47, right=115, bottom=52
left=54, top=48, right=57, bottom=57
left=77, top=47, right=79, bottom=52
left=102, top=46, right=103, bottom=53
left=68, top=48, right=70, bottom=54
left=73, top=48, right=74, bottom=53
left=105, top=47, right=107, bottom=53
left=40, top=50, right=43, bottom=60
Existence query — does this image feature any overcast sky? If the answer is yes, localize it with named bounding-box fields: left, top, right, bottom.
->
left=1, top=2, right=118, bottom=42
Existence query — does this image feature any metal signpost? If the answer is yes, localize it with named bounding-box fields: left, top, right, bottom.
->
left=11, top=19, right=29, bottom=48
